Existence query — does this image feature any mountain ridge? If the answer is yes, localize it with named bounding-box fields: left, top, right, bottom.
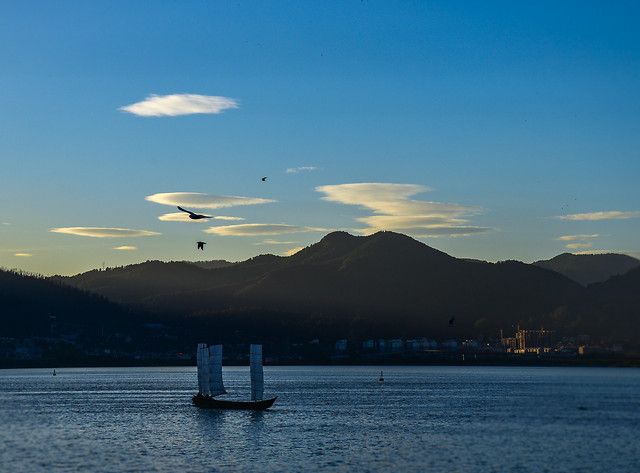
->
left=533, top=252, right=640, bottom=286
left=50, top=231, right=596, bottom=340
left=2, top=230, right=632, bottom=344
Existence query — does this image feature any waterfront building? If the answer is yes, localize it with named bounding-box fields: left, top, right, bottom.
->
left=516, top=329, right=555, bottom=350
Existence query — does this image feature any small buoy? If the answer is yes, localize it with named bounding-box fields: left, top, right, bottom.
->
left=53, top=369, right=56, bottom=376
left=379, top=371, right=384, bottom=382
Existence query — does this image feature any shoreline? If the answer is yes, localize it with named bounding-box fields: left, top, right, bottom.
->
left=2, top=352, right=639, bottom=369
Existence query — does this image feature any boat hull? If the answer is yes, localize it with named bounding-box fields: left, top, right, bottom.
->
left=192, top=393, right=277, bottom=410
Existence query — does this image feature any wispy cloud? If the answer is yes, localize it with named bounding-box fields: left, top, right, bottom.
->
left=212, top=216, right=245, bottom=221
left=158, top=212, right=245, bottom=222
left=556, top=211, right=640, bottom=221
left=113, top=246, right=137, bottom=250
left=255, top=239, right=299, bottom=245
left=50, top=227, right=161, bottom=238
left=119, top=94, right=238, bottom=117
left=286, top=166, right=318, bottom=174
left=146, top=192, right=275, bottom=209
left=14, top=253, right=32, bottom=257
left=316, top=183, right=489, bottom=237
left=556, top=234, right=599, bottom=241
left=284, top=247, right=304, bottom=256
left=566, top=243, right=593, bottom=250
left=204, top=224, right=328, bottom=236
left=556, top=234, right=600, bottom=250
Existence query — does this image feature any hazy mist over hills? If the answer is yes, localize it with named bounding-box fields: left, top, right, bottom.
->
left=533, top=253, right=640, bottom=286
left=39, top=231, right=639, bottom=345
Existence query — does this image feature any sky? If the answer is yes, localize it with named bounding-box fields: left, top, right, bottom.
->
left=1, top=0, right=639, bottom=276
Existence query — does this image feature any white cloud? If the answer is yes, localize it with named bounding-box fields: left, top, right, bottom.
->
left=316, top=183, right=489, bottom=237
left=158, top=212, right=244, bottom=223
left=556, top=211, right=640, bottom=221
left=213, top=216, right=245, bottom=221
left=50, top=227, right=161, bottom=238
left=357, top=215, right=471, bottom=228
left=556, top=234, right=599, bottom=241
left=286, top=166, right=318, bottom=174
left=114, top=246, right=137, bottom=250
left=566, top=243, right=593, bottom=250
left=146, top=192, right=275, bottom=209
left=318, top=183, right=431, bottom=207
left=14, top=253, right=32, bottom=257
left=158, top=212, right=245, bottom=222
left=255, top=239, right=299, bottom=245
left=119, top=94, right=238, bottom=117
left=204, top=224, right=328, bottom=236
left=158, top=212, right=209, bottom=222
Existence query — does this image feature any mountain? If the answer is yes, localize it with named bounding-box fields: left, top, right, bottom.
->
left=533, top=253, right=640, bottom=286
left=53, top=231, right=594, bottom=341
left=583, top=266, right=640, bottom=343
left=189, top=260, right=235, bottom=270
left=0, top=269, right=146, bottom=338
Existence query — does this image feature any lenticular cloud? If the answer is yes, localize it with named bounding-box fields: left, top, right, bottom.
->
left=556, top=211, right=640, bottom=221
left=146, top=192, right=275, bottom=209
left=204, top=224, right=327, bottom=236
left=119, top=94, right=239, bottom=117
left=315, top=183, right=489, bottom=237
left=50, top=227, right=160, bottom=238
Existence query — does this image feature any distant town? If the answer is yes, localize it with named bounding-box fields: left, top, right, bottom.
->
left=2, top=326, right=637, bottom=369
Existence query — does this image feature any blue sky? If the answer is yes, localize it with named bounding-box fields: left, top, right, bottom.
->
left=1, top=0, right=639, bottom=275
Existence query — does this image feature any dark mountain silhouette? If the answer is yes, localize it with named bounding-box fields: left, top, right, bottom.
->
left=0, top=269, right=147, bottom=338
left=190, top=260, right=234, bottom=270
left=52, top=231, right=606, bottom=341
left=1, top=231, right=636, bottom=345
left=581, top=266, right=640, bottom=343
left=533, top=253, right=640, bottom=286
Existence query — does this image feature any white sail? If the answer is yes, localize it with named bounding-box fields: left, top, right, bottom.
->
left=196, top=343, right=210, bottom=396
left=249, top=344, right=264, bottom=401
left=208, top=344, right=226, bottom=396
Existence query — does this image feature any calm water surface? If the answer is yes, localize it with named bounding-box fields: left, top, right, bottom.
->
left=1, top=366, right=639, bottom=472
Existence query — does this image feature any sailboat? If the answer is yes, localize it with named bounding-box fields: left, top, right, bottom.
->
left=192, top=343, right=277, bottom=410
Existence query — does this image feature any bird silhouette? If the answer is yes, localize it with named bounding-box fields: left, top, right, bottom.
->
left=261, top=176, right=267, bottom=181
left=197, top=241, right=206, bottom=250
left=177, top=206, right=211, bottom=219
left=448, top=316, right=455, bottom=327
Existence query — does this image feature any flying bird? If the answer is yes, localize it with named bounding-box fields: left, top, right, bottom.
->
left=197, top=241, right=206, bottom=250
left=177, top=206, right=211, bottom=220
left=261, top=176, right=267, bottom=181
left=448, top=316, right=455, bottom=327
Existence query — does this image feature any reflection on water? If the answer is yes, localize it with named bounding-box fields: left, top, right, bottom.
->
left=1, top=366, right=639, bottom=472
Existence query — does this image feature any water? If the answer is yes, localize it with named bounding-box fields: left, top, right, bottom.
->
left=1, top=366, right=639, bottom=472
